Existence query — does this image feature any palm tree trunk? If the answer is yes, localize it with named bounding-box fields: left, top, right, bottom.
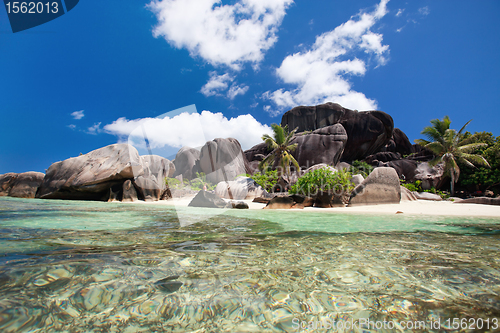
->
left=450, top=168, right=455, bottom=196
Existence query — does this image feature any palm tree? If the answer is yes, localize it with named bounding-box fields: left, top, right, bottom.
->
left=260, top=124, right=300, bottom=178
left=415, top=116, right=490, bottom=195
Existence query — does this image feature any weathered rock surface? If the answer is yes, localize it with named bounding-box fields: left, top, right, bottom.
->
left=314, top=191, right=345, bottom=208
left=122, top=179, right=138, bottom=202
left=281, top=102, right=348, bottom=132
left=198, top=138, right=252, bottom=184
left=351, top=174, right=365, bottom=187
left=215, top=176, right=268, bottom=200
left=376, top=159, right=419, bottom=183
left=414, top=162, right=446, bottom=190
left=263, top=196, right=296, bottom=209
left=455, top=197, right=500, bottom=205
left=36, top=144, right=174, bottom=201
left=413, top=192, right=442, bottom=201
left=400, top=186, right=418, bottom=201
left=229, top=201, right=249, bottom=209
left=279, top=102, right=394, bottom=161
left=0, top=172, right=45, bottom=198
left=290, top=124, right=347, bottom=168
left=302, top=163, right=337, bottom=175
left=340, top=109, right=394, bottom=161
left=348, top=167, right=401, bottom=206
left=188, top=190, right=231, bottom=208
left=172, top=146, right=201, bottom=180
left=382, top=128, right=413, bottom=156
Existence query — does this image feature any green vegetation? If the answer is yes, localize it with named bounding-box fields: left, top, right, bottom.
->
left=400, top=179, right=449, bottom=199
left=457, top=132, right=500, bottom=195
left=260, top=124, right=300, bottom=177
left=416, top=116, right=490, bottom=195
left=349, top=160, right=374, bottom=178
left=401, top=179, right=423, bottom=192
left=241, top=169, right=279, bottom=192
left=165, top=172, right=216, bottom=192
left=289, top=167, right=354, bottom=202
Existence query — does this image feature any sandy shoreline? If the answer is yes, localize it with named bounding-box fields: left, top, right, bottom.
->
left=126, top=196, right=500, bottom=218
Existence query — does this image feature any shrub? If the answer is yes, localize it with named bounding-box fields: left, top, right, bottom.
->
left=289, top=168, right=354, bottom=201
left=401, top=180, right=423, bottom=192
left=350, top=160, right=374, bottom=178
left=242, top=169, right=279, bottom=192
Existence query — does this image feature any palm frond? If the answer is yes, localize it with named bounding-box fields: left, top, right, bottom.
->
left=457, top=119, right=473, bottom=135
left=458, top=142, right=487, bottom=153
left=461, top=153, right=490, bottom=168
left=425, top=141, right=444, bottom=155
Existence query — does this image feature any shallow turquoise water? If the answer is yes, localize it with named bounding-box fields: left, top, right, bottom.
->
left=1, top=197, right=500, bottom=332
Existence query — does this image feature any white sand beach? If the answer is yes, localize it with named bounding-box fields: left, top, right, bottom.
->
left=129, top=197, right=500, bottom=218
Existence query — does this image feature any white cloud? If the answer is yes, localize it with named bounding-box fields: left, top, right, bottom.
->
left=148, top=0, right=293, bottom=70
left=200, top=71, right=249, bottom=99
left=71, top=110, right=84, bottom=120
left=227, top=84, right=249, bottom=99
left=200, top=72, right=233, bottom=97
left=104, top=111, right=272, bottom=151
left=395, top=8, right=404, bottom=17
left=263, top=0, right=390, bottom=114
left=87, top=123, right=102, bottom=135
left=418, top=6, right=430, bottom=16
left=68, top=124, right=76, bottom=130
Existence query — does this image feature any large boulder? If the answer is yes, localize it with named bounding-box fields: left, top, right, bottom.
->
left=414, top=162, right=446, bottom=190
left=281, top=102, right=346, bottom=133
left=382, top=128, right=413, bottom=156
left=348, top=167, right=401, bottom=206
left=400, top=186, right=418, bottom=201
left=198, top=138, right=252, bottom=185
left=0, top=172, right=45, bottom=198
left=339, top=109, right=394, bottom=161
left=188, top=190, right=231, bottom=208
left=280, top=102, right=394, bottom=162
left=456, top=197, right=500, bottom=205
left=263, top=196, right=296, bottom=209
left=377, top=159, right=419, bottom=182
left=172, top=146, right=201, bottom=180
left=414, top=192, right=442, bottom=201
left=290, top=124, right=347, bottom=168
left=215, top=176, right=268, bottom=200
left=36, top=144, right=174, bottom=201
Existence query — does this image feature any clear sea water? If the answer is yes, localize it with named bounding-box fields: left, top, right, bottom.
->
left=1, top=197, right=500, bottom=332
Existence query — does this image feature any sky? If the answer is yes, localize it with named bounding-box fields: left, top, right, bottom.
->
left=1, top=0, right=499, bottom=174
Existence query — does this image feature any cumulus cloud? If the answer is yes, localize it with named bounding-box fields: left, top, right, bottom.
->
left=71, top=110, right=84, bottom=120
left=104, top=111, right=272, bottom=151
left=418, top=6, right=430, bottom=16
left=87, top=122, right=102, bottom=135
left=148, top=0, right=293, bottom=70
left=200, top=71, right=249, bottom=99
left=263, top=0, right=390, bottom=114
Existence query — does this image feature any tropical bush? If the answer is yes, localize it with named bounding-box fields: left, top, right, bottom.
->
left=289, top=168, right=354, bottom=201
left=165, top=172, right=216, bottom=192
left=350, top=160, right=374, bottom=178
left=457, top=132, right=500, bottom=195
left=401, top=179, right=423, bottom=192
left=242, top=169, right=279, bottom=192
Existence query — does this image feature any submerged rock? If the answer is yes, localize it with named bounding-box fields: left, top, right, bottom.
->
left=155, top=275, right=183, bottom=293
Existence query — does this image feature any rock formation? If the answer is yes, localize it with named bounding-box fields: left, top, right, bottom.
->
left=172, top=146, right=201, bottom=180
left=198, top=138, right=252, bottom=184
left=348, top=167, right=401, bottom=206
left=456, top=197, right=500, bottom=205
left=215, top=176, right=268, bottom=200
left=0, top=172, right=44, bottom=198
left=36, top=144, right=174, bottom=201
left=188, top=190, right=231, bottom=208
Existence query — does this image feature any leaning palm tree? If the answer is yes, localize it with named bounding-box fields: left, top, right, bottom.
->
left=260, top=124, right=300, bottom=178
left=415, top=116, right=490, bottom=195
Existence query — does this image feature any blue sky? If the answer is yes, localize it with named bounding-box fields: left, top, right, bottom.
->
left=1, top=0, right=499, bottom=174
